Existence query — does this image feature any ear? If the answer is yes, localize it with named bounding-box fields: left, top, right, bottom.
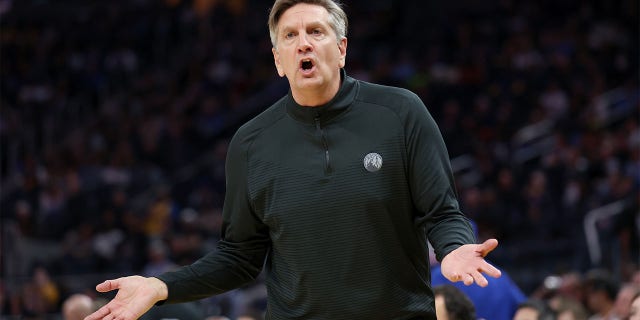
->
left=338, top=37, right=347, bottom=68
left=272, top=47, right=285, bottom=77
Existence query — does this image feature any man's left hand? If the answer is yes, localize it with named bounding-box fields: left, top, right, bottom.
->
left=440, top=238, right=502, bottom=287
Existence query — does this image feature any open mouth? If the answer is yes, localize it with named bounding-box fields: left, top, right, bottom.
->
left=300, top=59, right=314, bottom=71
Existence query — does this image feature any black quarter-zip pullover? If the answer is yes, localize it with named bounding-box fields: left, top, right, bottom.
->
left=157, top=69, right=475, bottom=319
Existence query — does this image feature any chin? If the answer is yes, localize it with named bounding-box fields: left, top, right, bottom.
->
left=295, top=77, right=323, bottom=88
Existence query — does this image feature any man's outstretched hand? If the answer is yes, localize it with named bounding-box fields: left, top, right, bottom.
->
left=440, top=238, right=502, bottom=287
left=84, top=276, right=168, bottom=320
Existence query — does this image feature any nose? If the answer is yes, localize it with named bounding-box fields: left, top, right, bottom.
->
left=297, top=33, right=312, bottom=53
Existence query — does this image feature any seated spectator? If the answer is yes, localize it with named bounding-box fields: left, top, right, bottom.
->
left=613, top=283, right=640, bottom=320
left=583, top=269, right=621, bottom=320
left=552, top=296, right=589, bottom=320
left=62, top=294, right=94, bottom=320
left=434, top=284, right=476, bottom=320
left=514, top=299, right=556, bottom=320
left=629, top=292, right=640, bottom=320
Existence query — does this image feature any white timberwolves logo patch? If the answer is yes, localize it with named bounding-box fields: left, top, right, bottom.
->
left=363, top=152, right=383, bottom=172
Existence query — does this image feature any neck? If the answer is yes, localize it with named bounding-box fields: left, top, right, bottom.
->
left=291, top=82, right=340, bottom=107
left=291, top=73, right=342, bottom=107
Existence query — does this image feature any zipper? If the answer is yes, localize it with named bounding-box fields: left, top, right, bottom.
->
left=314, top=116, right=331, bottom=174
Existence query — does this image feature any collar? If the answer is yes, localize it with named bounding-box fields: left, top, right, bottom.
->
left=285, top=69, right=358, bottom=124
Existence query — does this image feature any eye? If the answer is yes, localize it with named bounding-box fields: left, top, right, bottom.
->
left=284, top=31, right=296, bottom=40
left=311, top=28, right=323, bottom=36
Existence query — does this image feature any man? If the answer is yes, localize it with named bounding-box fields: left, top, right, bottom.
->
left=434, top=285, right=476, bottom=320
left=85, top=1, right=501, bottom=319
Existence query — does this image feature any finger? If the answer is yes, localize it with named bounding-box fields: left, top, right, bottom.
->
left=444, top=270, right=463, bottom=283
left=463, top=274, right=475, bottom=286
left=96, top=279, right=119, bottom=293
left=478, top=238, right=499, bottom=257
left=480, top=261, right=502, bottom=278
left=470, top=270, right=488, bottom=287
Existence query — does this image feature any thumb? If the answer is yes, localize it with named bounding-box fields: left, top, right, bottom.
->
left=478, top=238, right=499, bottom=257
left=96, top=279, right=120, bottom=293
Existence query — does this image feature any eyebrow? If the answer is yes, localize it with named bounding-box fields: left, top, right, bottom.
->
left=280, top=20, right=327, bottom=33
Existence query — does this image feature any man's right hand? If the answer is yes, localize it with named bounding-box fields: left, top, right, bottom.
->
left=84, top=275, right=168, bottom=320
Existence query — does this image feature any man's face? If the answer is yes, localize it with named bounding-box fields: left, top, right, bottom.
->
left=272, top=3, right=347, bottom=104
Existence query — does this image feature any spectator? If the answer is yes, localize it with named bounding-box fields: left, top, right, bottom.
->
left=583, top=270, right=621, bottom=320
left=514, top=299, right=556, bottom=320
left=62, top=294, right=94, bottom=320
left=613, top=283, right=640, bottom=320
left=629, top=292, right=640, bottom=320
left=434, top=284, right=476, bottom=320
left=23, top=266, right=60, bottom=317
left=552, top=296, right=589, bottom=320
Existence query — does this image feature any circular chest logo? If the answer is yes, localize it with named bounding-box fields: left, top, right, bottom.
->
left=363, top=152, right=383, bottom=172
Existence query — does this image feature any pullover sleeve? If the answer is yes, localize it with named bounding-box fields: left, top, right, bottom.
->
left=401, top=92, right=475, bottom=261
left=156, top=130, right=270, bottom=304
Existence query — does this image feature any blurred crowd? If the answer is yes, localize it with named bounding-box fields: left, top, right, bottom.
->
left=1, top=0, right=638, bottom=319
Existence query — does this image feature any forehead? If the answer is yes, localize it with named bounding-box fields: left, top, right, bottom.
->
left=278, top=3, right=330, bottom=28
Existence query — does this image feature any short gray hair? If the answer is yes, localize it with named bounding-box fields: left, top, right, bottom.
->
left=268, top=0, right=348, bottom=48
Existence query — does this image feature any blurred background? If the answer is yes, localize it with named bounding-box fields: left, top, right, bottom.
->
left=1, top=0, right=638, bottom=319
